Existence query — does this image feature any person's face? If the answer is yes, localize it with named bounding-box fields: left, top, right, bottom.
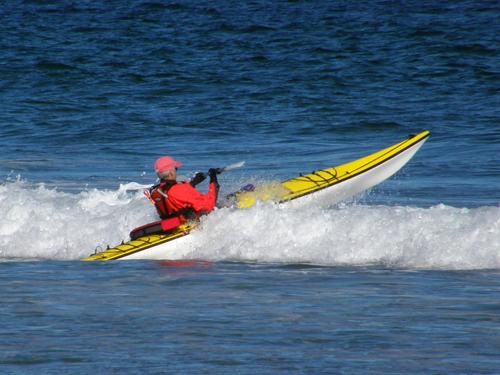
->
left=165, top=168, right=177, bottom=180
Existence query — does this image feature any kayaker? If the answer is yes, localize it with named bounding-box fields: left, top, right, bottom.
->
left=146, top=156, right=219, bottom=222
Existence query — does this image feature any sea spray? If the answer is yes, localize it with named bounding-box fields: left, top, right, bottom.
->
left=0, top=180, right=499, bottom=269
left=189, top=203, right=500, bottom=270
left=0, top=179, right=155, bottom=260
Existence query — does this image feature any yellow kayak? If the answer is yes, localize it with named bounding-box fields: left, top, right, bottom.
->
left=84, top=131, right=429, bottom=261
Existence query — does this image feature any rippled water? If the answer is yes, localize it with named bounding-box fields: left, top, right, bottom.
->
left=3, top=262, right=500, bottom=374
left=1, top=0, right=499, bottom=373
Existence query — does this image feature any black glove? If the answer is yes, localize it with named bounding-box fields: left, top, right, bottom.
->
left=208, top=168, right=220, bottom=193
left=189, top=172, right=206, bottom=187
left=208, top=168, right=220, bottom=181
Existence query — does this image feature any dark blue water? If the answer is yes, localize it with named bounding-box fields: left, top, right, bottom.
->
left=2, top=262, right=500, bottom=374
left=1, top=1, right=499, bottom=373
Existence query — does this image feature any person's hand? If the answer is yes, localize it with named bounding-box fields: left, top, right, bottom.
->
left=208, top=168, right=220, bottom=192
left=190, top=172, right=206, bottom=187
left=208, top=168, right=220, bottom=180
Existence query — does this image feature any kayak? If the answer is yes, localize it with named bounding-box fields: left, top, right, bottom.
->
left=83, top=130, right=430, bottom=261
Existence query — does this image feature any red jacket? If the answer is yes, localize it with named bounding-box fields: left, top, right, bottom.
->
left=150, top=181, right=217, bottom=220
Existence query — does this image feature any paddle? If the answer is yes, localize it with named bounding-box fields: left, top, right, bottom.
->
left=214, top=161, right=245, bottom=175
left=191, top=161, right=245, bottom=182
left=185, top=161, right=244, bottom=191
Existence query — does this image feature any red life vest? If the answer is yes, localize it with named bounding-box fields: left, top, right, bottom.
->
left=133, top=180, right=218, bottom=240
left=148, top=180, right=217, bottom=220
left=148, top=181, right=185, bottom=220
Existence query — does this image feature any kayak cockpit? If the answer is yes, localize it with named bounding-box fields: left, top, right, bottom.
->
left=129, top=217, right=182, bottom=240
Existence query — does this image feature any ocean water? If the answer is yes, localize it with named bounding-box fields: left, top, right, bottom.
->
left=1, top=0, right=499, bottom=373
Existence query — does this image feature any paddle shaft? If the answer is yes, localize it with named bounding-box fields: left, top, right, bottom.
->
left=200, top=161, right=245, bottom=178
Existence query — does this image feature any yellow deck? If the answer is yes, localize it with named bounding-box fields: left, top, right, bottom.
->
left=235, top=131, right=430, bottom=208
left=83, top=224, right=195, bottom=261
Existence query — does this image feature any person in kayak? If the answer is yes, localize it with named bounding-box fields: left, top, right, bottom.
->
left=146, top=156, right=219, bottom=222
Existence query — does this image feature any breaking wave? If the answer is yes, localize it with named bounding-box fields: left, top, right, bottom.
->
left=0, top=179, right=499, bottom=270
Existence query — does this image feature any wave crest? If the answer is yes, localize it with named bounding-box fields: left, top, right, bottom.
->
left=0, top=180, right=498, bottom=269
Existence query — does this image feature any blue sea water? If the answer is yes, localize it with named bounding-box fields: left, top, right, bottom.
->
left=1, top=0, right=499, bottom=373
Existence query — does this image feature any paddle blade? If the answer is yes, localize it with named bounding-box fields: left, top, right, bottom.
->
left=221, top=161, right=245, bottom=172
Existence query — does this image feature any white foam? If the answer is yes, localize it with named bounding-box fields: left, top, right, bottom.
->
left=0, top=179, right=155, bottom=260
left=189, top=202, right=500, bottom=270
left=0, top=179, right=499, bottom=269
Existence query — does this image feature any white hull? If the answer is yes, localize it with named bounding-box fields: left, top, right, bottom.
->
left=287, top=139, right=426, bottom=209
left=122, top=232, right=195, bottom=260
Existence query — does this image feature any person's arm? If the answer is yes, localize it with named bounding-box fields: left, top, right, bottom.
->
left=170, top=183, right=217, bottom=213
left=189, top=172, right=206, bottom=187
left=208, top=168, right=220, bottom=201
